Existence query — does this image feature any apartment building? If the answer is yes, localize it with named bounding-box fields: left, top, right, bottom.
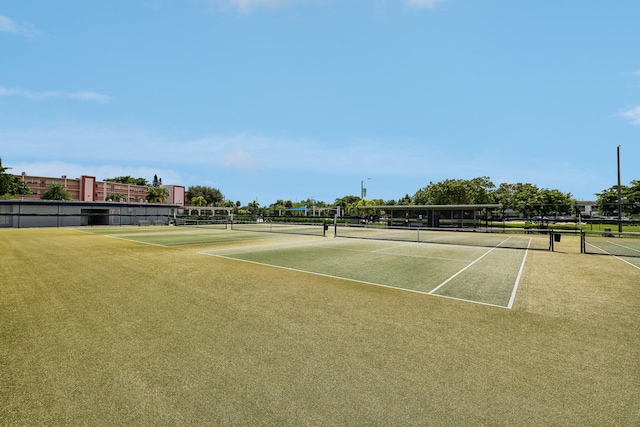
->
left=577, top=200, right=599, bottom=218
left=16, top=173, right=185, bottom=206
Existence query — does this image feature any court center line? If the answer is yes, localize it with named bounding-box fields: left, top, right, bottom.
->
left=428, top=236, right=513, bottom=295
left=106, top=235, right=172, bottom=248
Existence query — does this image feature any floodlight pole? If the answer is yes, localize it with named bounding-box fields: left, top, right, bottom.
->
left=361, top=178, right=371, bottom=199
left=617, top=145, right=622, bottom=233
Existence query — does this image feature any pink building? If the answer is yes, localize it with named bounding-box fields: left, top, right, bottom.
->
left=16, top=173, right=185, bottom=206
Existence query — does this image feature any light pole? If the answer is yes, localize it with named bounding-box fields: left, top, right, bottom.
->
left=617, top=146, right=622, bottom=233
left=361, top=178, right=371, bottom=199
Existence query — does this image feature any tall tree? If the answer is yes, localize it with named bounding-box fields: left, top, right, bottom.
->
left=494, top=183, right=540, bottom=217
left=41, top=183, right=72, bottom=200
left=0, top=158, right=10, bottom=195
left=494, top=183, right=575, bottom=218
left=398, top=194, right=412, bottom=205
left=629, top=180, right=640, bottom=215
left=186, top=186, right=224, bottom=206
left=413, top=177, right=495, bottom=205
left=596, top=181, right=640, bottom=217
left=0, top=158, right=31, bottom=198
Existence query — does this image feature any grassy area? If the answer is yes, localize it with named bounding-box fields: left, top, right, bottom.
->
left=1, top=227, right=639, bottom=425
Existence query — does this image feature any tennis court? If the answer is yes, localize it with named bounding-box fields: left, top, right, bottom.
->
left=85, top=225, right=529, bottom=308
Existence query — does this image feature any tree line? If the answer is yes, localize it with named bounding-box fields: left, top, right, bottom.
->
left=1, top=158, right=638, bottom=218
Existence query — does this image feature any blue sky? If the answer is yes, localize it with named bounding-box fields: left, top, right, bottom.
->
left=1, top=0, right=639, bottom=205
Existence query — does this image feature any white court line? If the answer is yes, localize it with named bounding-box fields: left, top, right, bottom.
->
left=617, top=257, right=640, bottom=270
left=507, top=238, right=531, bottom=309
left=106, top=235, right=172, bottom=248
left=585, top=241, right=611, bottom=255
left=428, top=236, right=514, bottom=296
left=585, top=240, right=640, bottom=255
left=606, top=240, right=640, bottom=254
left=203, top=253, right=509, bottom=309
left=584, top=242, right=640, bottom=270
left=372, top=242, right=412, bottom=253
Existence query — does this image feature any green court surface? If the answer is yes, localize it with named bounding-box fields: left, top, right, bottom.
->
left=203, top=237, right=526, bottom=308
left=78, top=225, right=275, bottom=246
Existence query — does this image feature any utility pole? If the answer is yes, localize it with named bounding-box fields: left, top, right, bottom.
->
left=617, top=146, right=622, bottom=233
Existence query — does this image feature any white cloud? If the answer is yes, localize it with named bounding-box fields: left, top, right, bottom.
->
left=0, top=87, right=112, bottom=104
left=66, top=91, right=113, bottom=103
left=619, top=105, right=640, bottom=125
left=405, top=0, right=446, bottom=8
left=211, top=0, right=445, bottom=13
left=0, top=14, right=38, bottom=36
left=0, top=15, right=18, bottom=33
left=210, top=0, right=305, bottom=13
left=223, top=149, right=263, bottom=169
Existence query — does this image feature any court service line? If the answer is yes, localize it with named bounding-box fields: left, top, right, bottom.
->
left=106, top=234, right=172, bottom=248
left=428, top=236, right=513, bottom=295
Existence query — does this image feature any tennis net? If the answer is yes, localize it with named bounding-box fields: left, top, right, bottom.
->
left=581, top=230, right=640, bottom=257
left=231, top=220, right=328, bottom=237
left=174, top=219, right=228, bottom=229
left=334, top=224, right=553, bottom=251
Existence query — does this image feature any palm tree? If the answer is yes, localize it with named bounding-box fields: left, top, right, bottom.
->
left=41, top=183, right=72, bottom=200
left=347, top=198, right=378, bottom=217
left=191, top=195, right=207, bottom=207
left=146, top=187, right=170, bottom=203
